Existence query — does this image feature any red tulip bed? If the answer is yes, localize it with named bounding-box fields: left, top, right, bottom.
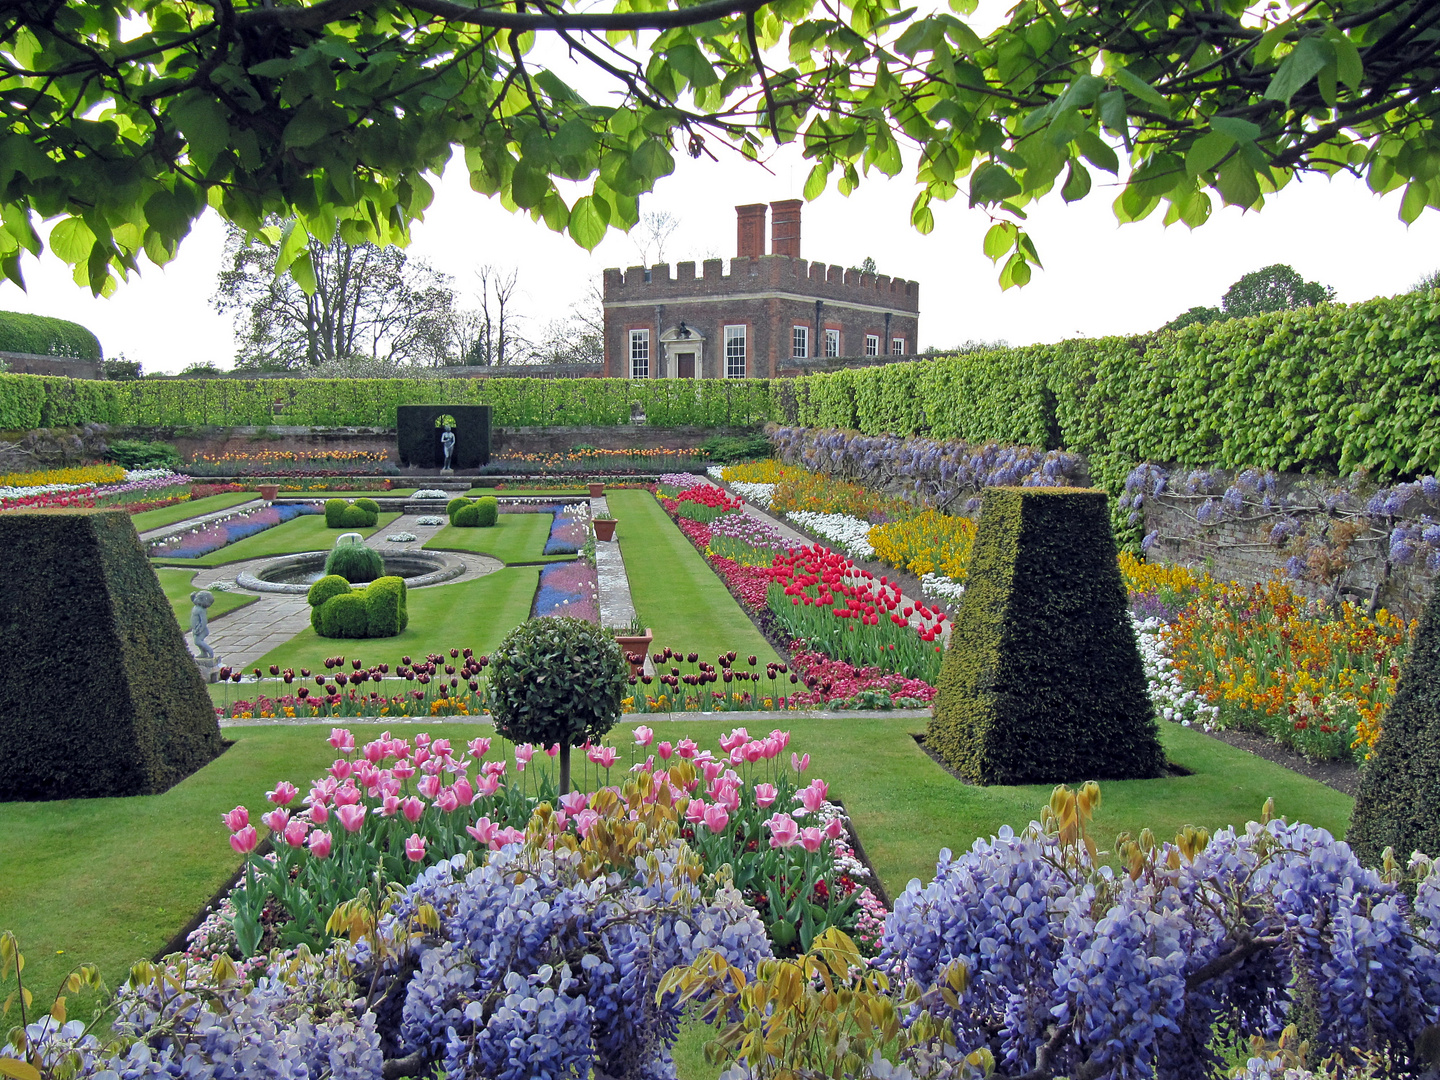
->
left=195, top=725, right=886, bottom=965
left=654, top=483, right=941, bottom=706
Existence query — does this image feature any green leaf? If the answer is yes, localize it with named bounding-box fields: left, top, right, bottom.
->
left=172, top=93, right=228, bottom=164
left=1400, top=180, right=1429, bottom=225
left=290, top=249, right=317, bottom=295
left=802, top=163, right=830, bottom=201
left=1060, top=159, right=1091, bottom=202
left=511, top=162, right=549, bottom=209
left=1186, top=131, right=1235, bottom=177
left=998, top=251, right=1031, bottom=289
left=983, top=221, right=1016, bottom=260
left=1324, top=26, right=1364, bottom=91
left=1216, top=156, right=1261, bottom=207
left=631, top=139, right=675, bottom=183
left=49, top=217, right=95, bottom=263
left=568, top=194, right=610, bottom=250
left=1251, top=16, right=1296, bottom=66
left=247, top=58, right=293, bottom=78
left=665, top=45, right=718, bottom=90
left=0, top=1056, right=42, bottom=1080
left=1111, top=68, right=1170, bottom=115
left=968, top=161, right=1021, bottom=206
left=1076, top=130, right=1119, bottom=173
left=1209, top=117, right=1262, bottom=144
left=283, top=110, right=332, bottom=149
left=1264, top=35, right=1331, bottom=105
left=1096, top=91, right=1127, bottom=136
left=910, top=192, right=934, bottom=233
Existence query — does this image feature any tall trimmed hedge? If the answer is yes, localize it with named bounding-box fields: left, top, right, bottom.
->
left=0, top=510, right=223, bottom=801
left=0, top=311, right=102, bottom=359
left=926, top=487, right=1165, bottom=786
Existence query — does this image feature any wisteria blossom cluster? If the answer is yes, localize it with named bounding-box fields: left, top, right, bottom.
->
left=1133, top=615, right=1219, bottom=729
left=786, top=509, right=875, bottom=560
left=881, top=806, right=1440, bottom=1079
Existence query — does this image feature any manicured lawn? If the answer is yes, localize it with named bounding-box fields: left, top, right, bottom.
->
left=477, top=488, right=589, bottom=497
left=0, top=716, right=1352, bottom=1015
left=155, top=566, right=257, bottom=626
left=150, top=512, right=402, bottom=568
left=131, top=493, right=256, bottom=533
left=424, top=514, right=572, bottom=564
left=246, top=565, right=542, bottom=673
left=607, top=489, right=778, bottom=664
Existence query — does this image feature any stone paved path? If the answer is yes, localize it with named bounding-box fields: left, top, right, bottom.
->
left=591, top=494, right=637, bottom=630
left=138, top=498, right=265, bottom=542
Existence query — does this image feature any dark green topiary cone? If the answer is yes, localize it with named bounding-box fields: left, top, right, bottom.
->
left=927, top=487, right=1166, bottom=785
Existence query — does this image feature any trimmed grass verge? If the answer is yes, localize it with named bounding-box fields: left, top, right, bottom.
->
left=155, top=567, right=257, bottom=627
left=150, top=512, right=402, bottom=568
left=424, top=514, right=572, bottom=564
left=131, top=493, right=255, bottom=533
left=246, top=566, right=542, bottom=674
left=607, top=489, right=778, bottom=665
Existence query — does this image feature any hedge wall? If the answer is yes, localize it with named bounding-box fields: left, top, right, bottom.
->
left=0, top=311, right=103, bottom=359
left=787, top=290, right=1440, bottom=485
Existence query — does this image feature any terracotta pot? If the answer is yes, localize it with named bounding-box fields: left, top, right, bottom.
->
left=258, top=484, right=279, bottom=502
left=614, top=631, right=653, bottom=676
left=594, top=518, right=618, bottom=542
left=588, top=482, right=605, bottom=498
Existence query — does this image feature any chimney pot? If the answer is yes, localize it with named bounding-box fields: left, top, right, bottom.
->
left=735, top=204, right=767, bottom=258
left=770, top=199, right=802, bottom=258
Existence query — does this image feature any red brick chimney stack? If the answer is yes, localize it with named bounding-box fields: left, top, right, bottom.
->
left=770, top=199, right=802, bottom=258
left=735, top=204, right=767, bottom=258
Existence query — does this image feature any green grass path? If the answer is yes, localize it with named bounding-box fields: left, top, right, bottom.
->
left=248, top=565, right=541, bottom=673
left=151, top=512, right=401, bottom=568
left=131, top=492, right=255, bottom=533
left=607, top=489, right=778, bottom=665
left=155, top=566, right=256, bottom=626
left=424, top=514, right=572, bottom=564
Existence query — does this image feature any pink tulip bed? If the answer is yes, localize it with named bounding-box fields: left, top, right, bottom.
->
left=201, top=724, right=885, bottom=963
left=532, top=559, right=599, bottom=621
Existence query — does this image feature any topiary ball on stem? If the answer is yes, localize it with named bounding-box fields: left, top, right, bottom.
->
left=487, top=616, right=627, bottom=794
left=324, top=540, right=385, bottom=583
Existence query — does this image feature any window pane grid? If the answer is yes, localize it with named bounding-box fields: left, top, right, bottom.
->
left=865, top=334, right=879, bottom=357
left=825, top=329, right=839, bottom=357
left=725, top=325, right=746, bottom=379
left=891, top=337, right=905, bottom=355
left=630, top=330, right=649, bottom=378
left=792, top=326, right=808, bottom=359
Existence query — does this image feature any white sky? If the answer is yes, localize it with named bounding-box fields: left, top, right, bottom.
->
left=3, top=4, right=1438, bottom=373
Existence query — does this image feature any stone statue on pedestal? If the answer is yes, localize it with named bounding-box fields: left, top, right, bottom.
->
left=190, top=590, right=216, bottom=660
left=440, top=423, right=456, bottom=471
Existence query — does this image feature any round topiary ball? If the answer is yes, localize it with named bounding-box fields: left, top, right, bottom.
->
left=474, top=495, right=499, bottom=527
left=320, top=591, right=370, bottom=638
left=340, top=503, right=373, bottom=528
left=353, top=498, right=381, bottom=515
left=453, top=502, right=481, bottom=527
left=324, top=499, right=348, bottom=528
left=487, top=616, right=627, bottom=792
left=447, top=497, right=471, bottom=524
left=307, top=574, right=352, bottom=631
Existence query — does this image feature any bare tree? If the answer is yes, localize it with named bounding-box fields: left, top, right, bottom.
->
left=213, top=222, right=457, bottom=370
left=633, top=210, right=680, bottom=266
left=528, top=278, right=603, bottom=366
left=455, top=266, right=527, bottom=366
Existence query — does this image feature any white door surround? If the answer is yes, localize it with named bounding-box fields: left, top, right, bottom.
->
left=659, top=325, right=706, bottom=380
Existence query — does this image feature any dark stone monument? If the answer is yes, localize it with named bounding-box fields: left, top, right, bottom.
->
left=396, top=405, right=492, bottom=469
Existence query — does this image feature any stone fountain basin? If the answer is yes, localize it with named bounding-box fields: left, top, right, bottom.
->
left=236, top=550, right=464, bottom=595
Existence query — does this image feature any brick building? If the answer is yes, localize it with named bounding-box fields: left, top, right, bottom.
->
left=602, top=201, right=920, bottom=380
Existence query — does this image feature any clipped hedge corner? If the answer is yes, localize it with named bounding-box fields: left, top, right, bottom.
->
left=320, top=591, right=370, bottom=638
left=1348, top=586, right=1440, bottom=865
left=0, top=510, right=223, bottom=800
left=927, top=487, right=1165, bottom=785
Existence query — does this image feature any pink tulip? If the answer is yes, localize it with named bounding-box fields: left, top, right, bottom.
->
left=380, top=794, right=401, bottom=817
left=467, top=736, right=492, bottom=758
left=516, top=744, right=535, bottom=766
left=630, top=755, right=655, bottom=774
left=391, top=759, right=415, bottom=780
left=388, top=738, right=410, bottom=759
left=466, top=817, right=499, bottom=846
left=633, top=725, right=654, bottom=747
left=719, top=728, right=749, bottom=752
left=573, top=809, right=601, bottom=838
left=657, top=741, right=673, bottom=760
left=308, top=802, right=329, bottom=824
left=362, top=740, right=386, bottom=764
left=791, top=752, right=810, bottom=774
left=328, top=727, right=355, bottom=752
left=823, top=817, right=844, bottom=841
left=420, top=757, right=443, bottom=776
left=307, top=830, right=333, bottom=858
left=416, top=773, right=442, bottom=799
left=769, top=729, right=791, bottom=751
left=333, top=784, right=361, bottom=807
left=799, top=779, right=830, bottom=813
left=765, top=813, right=799, bottom=849
left=762, top=737, right=783, bottom=759
left=754, top=783, right=777, bottom=808
left=221, top=806, right=249, bottom=832
left=261, top=808, right=290, bottom=833
left=685, top=799, right=708, bottom=824
left=713, top=782, right=740, bottom=813
left=329, top=758, right=353, bottom=780
left=494, top=826, right=525, bottom=846
left=701, top=761, right=724, bottom=785
left=482, top=760, right=507, bottom=778
left=474, top=774, right=501, bottom=798
left=591, top=746, right=617, bottom=769
left=742, top=741, right=765, bottom=764
left=452, top=777, right=475, bottom=807
left=229, top=826, right=258, bottom=854
left=404, top=833, right=427, bottom=862
left=559, top=791, right=589, bottom=815
left=676, top=738, right=698, bottom=760
left=282, top=819, right=309, bottom=848
left=401, top=796, right=425, bottom=823
left=380, top=776, right=401, bottom=798
left=436, top=787, right=460, bottom=813
left=431, top=738, right=451, bottom=757
left=267, top=781, right=299, bottom=806
left=546, top=743, right=560, bottom=757
left=703, top=804, right=730, bottom=833
left=356, top=764, right=380, bottom=791
left=336, top=804, right=367, bottom=833
left=415, top=733, right=432, bottom=749
left=799, top=827, right=824, bottom=853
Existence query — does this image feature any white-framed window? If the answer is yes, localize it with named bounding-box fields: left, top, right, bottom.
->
left=724, top=325, right=747, bottom=378
left=825, top=328, right=840, bottom=357
left=629, top=329, right=649, bottom=378
left=792, top=326, right=808, bottom=359
left=865, top=334, right=879, bottom=357
left=891, top=337, right=905, bottom=355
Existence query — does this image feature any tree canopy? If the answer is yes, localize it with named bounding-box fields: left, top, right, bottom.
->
left=2, top=0, right=1437, bottom=294
left=1162, top=262, right=1335, bottom=329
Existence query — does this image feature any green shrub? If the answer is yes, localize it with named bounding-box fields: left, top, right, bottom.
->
left=363, top=576, right=409, bottom=637
left=926, top=487, right=1165, bottom=785
left=1348, top=586, right=1440, bottom=865
left=107, top=439, right=182, bottom=470
left=324, top=542, right=384, bottom=583
left=453, top=502, right=481, bottom=527
left=446, top=497, right=471, bottom=523
left=0, top=510, right=222, bottom=800
left=319, top=591, right=370, bottom=638
left=0, top=310, right=102, bottom=359
left=339, top=503, right=376, bottom=528
left=324, top=499, right=348, bottom=528
left=474, top=495, right=498, bottom=527
left=353, top=497, right=380, bottom=514
left=307, top=574, right=352, bottom=632
left=702, top=432, right=772, bottom=462
left=488, top=616, right=628, bottom=793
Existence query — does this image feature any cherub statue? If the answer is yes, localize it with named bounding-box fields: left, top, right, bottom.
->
left=190, top=590, right=216, bottom=660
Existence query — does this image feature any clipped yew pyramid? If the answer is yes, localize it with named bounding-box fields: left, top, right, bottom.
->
left=0, top=510, right=223, bottom=801
left=1348, top=585, right=1440, bottom=865
left=927, top=487, right=1166, bottom=785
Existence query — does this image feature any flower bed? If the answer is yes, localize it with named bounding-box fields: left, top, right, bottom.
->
left=0, top=467, right=192, bottom=512
left=658, top=482, right=744, bottom=524
left=146, top=502, right=321, bottom=559
left=483, top=447, right=707, bottom=475
left=532, top=559, right=599, bottom=621
left=185, top=450, right=394, bottom=477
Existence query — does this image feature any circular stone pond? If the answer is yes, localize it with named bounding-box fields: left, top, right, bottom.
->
left=236, top=550, right=466, bottom=595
